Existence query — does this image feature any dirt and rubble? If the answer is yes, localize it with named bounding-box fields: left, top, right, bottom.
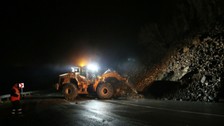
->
left=134, top=17, right=224, bottom=102
left=110, top=80, right=143, bottom=99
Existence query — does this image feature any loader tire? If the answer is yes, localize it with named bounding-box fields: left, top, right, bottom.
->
left=63, top=83, right=78, bottom=101
left=96, top=82, right=114, bottom=99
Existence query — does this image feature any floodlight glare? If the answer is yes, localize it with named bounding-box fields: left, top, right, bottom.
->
left=87, top=63, right=99, bottom=72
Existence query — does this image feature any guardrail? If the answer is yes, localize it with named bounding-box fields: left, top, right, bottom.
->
left=0, top=91, right=39, bottom=103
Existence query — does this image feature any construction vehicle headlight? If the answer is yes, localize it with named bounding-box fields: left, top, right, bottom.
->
left=87, top=63, right=99, bottom=72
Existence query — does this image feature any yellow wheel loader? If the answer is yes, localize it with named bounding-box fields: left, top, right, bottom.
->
left=55, top=66, right=136, bottom=101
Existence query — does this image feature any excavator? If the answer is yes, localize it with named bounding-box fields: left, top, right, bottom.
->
left=55, top=64, right=137, bottom=101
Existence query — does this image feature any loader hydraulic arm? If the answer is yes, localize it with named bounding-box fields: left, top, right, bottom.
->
left=100, top=71, right=127, bottom=82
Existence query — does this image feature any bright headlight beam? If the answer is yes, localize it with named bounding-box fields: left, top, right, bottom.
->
left=87, top=63, right=99, bottom=72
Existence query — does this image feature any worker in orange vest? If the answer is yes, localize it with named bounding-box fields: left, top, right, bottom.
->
left=10, top=83, right=23, bottom=116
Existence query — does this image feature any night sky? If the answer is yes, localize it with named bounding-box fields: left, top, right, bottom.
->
left=1, top=1, right=168, bottom=67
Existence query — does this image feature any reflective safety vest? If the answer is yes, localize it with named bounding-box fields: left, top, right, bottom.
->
left=10, top=87, right=20, bottom=102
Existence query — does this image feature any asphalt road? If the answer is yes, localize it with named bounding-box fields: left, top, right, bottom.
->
left=1, top=92, right=224, bottom=126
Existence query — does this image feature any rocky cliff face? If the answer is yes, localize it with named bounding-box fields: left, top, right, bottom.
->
left=138, top=17, right=224, bottom=102
left=119, top=0, right=224, bottom=101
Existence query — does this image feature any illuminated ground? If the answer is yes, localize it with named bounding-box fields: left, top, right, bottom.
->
left=0, top=92, right=224, bottom=126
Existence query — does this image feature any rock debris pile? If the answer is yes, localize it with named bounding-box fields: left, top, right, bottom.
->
left=156, top=19, right=224, bottom=102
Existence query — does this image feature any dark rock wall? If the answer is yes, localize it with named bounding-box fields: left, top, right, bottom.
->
left=144, top=18, right=224, bottom=102
left=133, top=0, right=224, bottom=102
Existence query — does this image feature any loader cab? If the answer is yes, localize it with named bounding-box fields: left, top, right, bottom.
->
left=71, top=64, right=99, bottom=83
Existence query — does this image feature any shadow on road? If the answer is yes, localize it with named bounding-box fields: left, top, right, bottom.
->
left=142, top=81, right=181, bottom=99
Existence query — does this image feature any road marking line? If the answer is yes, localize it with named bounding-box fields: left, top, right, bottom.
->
left=107, top=100, right=224, bottom=118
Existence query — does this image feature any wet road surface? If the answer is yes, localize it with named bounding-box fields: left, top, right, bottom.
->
left=0, top=92, right=224, bottom=126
